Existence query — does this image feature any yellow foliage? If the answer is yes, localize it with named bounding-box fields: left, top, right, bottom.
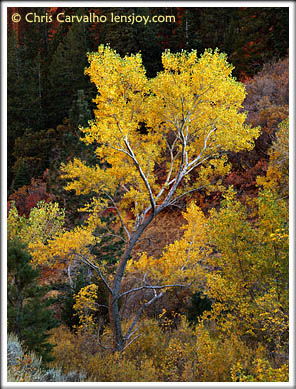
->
left=29, top=224, right=98, bottom=267
left=73, top=284, right=99, bottom=330
left=127, top=202, right=210, bottom=287
left=231, top=359, right=289, bottom=382
left=196, top=187, right=288, bottom=361
left=126, top=186, right=288, bottom=380
left=257, top=117, right=289, bottom=198
left=49, top=313, right=288, bottom=382
left=61, top=45, right=260, bottom=236
left=8, top=201, right=65, bottom=245
left=8, top=201, right=66, bottom=267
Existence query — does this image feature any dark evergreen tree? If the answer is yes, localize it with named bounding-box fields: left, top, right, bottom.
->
left=68, top=89, right=92, bottom=128
left=11, top=157, right=33, bottom=191
left=10, top=127, right=55, bottom=192
left=14, top=9, right=48, bottom=131
left=7, top=30, right=23, bottom=189
left=7, top=240, right=58, bottom=364
left=92, top=213, right=125, bottom=265
left=54, top=266, right=93, bottom=330
left=48, top=9, right=93, bottom=127
left=7, top=17, right=47, bottom=190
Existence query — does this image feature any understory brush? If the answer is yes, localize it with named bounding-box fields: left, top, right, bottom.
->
left=48, top=315, right=288, bottom=382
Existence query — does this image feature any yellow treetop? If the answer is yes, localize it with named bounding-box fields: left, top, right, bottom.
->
left=60, top=46, right=260, bottom=239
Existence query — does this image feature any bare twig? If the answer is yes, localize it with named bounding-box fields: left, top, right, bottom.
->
left=121, top=334, right=141, bottom=351
left=186, top=125, right=216, bottom=170
left=104, top=192, right=130, bottom=240
left=67, top=264, right=74, bottom=291
left=169, top=185, right=206, bottom=206
left=74, top=252, right=113, bottom=294
left=119, top=283, right=187, bottom=299
left=124, top=292, right=165, bottom=341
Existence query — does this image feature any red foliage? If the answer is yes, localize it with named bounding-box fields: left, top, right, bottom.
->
left=224, top=159, right=268, bottom=199
left=9, top=172, right=55, bottom=217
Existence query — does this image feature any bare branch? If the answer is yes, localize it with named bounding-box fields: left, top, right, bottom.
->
left=67, top=264, right=74, bottom=291
left=124, top=136, right=156, bottom=214
left=186, top=125, right=216, bottom=171
left=97, top=340, right=113, bottom=350
left=125, top=325, right=140, bottom=342
left=124, top=292, right=165, bottom=341
left=185, top=155, right=211, bottom=177
left=110, top=114, right=157, bottom=214
left=95, top=321, right=113, bottom=350
left=169, top=185, right=206, bottom=206
left=119, top=283, right=187, bottom=299
left=74, top=252, right=113, bottom=295
left=106, top=143, right=132, bottom=158
left=104, top=192, right=130, bottom=240
left=121, top=334, right=141, bottom=351
left=155, top=138, right=178, bottom=201
left=94, top=303, right=109, bottom=309
left=103, top=231, right=126, bottom=243
left=158, top=112, right=180, bottom=133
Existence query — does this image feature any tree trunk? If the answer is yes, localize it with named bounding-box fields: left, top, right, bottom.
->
left=108, top=211, right=156, bottom=351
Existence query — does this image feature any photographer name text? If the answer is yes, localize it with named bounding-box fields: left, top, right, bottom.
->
left=23, top=12, right=176, bottom=24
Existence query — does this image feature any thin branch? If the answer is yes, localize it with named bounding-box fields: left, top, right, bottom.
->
left=121, top=334, right=141, bottom=352
left=94, top=303, right=109, bottom=309
left=181, top=241, right=194, bottom=271
left=158, top=112, right=180, bottom=133
left=186, top=125, right=216, bottom=170
left=67, top=264, right=74, bottom=291
left=184, top=155, right=211, bottom=177
left=74, top=252, right=113, bottom=295
left=124, top=135, right=156, bottom=214
left=168, top=185, right=206, bottom=206
left=111, top=114, right=156, bottom=214
left=98, top=340, right=113, bottom=350
left=104, top=192, right=131, bottom=240
left=103, top=231, right=126, bottom=243
left=124, top=292, right=165, bottom=341
left=106, top=143, right=132, bottom=158
left=125, top=326, right=140, bottom=341
left=119, top=283, right=187, bottom=299
left=96, top=321, right=113, bottom=350
left=141, top=205, right=152, bottom=223
left=155, top=138, right=177, bottom=201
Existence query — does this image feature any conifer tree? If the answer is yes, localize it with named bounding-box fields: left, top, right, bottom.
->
left=69, top=89, right=92, bottom=128
left=7, top=25, right=46, bottom=190
left=7, top=240, right=58, bottom=364
left=48, top=10, right=92, bottom=126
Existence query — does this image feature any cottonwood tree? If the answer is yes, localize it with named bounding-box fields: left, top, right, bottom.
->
left=29, top=46, right=260, bottom=351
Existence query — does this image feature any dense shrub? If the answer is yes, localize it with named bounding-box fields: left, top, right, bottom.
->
left=48, top=314, right=288, bottom=382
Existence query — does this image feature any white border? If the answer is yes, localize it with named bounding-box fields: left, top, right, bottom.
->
left=1, top=1, right=295, bottom=388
